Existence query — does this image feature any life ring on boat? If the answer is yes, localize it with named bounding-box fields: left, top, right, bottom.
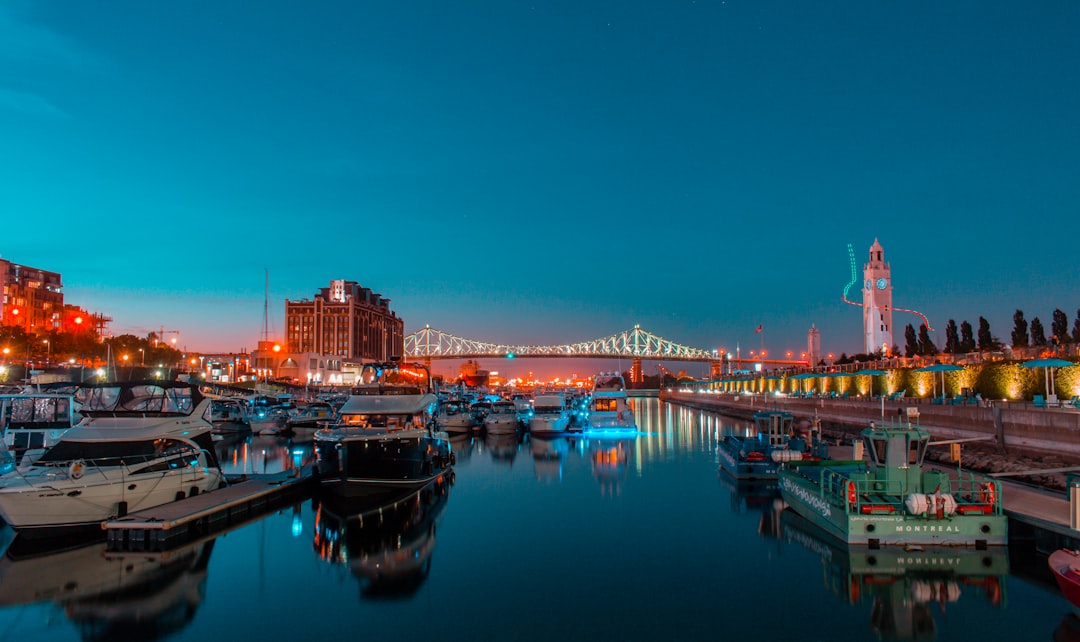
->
left=745, top=451, right=766, bottom=462
left=68, top=459, right=86, bottom=480
left=981, top=482, right=997, bottom=506
left=846, top=480, right=857, bottom=510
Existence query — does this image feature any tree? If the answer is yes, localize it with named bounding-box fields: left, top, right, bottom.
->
left=904, top=324, right=918, bottom=358
left=1011, top=310, right=1029, bottom=348
left=978, top=317, right=993, bottom=350
left=1052, top=309, right=1069, bottom=343
left=959, top=321, right=975, bottom=353
left=944, top=320, right=959, bottom=354
left=1030, top=317, right=1047, bottom=347
left=917, top=324, right=937, bottom=356
left=1073, top=309, right=1080, bottom=343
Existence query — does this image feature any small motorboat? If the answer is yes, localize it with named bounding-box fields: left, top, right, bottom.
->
left=1049, top=549, right=1080, bottom=608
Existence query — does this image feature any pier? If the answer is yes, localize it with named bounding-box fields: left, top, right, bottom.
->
left=102, top=467, right=318, bottom=552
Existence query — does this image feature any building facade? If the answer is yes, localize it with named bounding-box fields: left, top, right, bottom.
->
left=862, top=239, right=893, bottom=355
left=0, top=258, right=64, bottom=333
left=285, top=280, right=404, bottom=363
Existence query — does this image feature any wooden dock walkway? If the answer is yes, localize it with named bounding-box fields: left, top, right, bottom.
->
left=103, top=467, right=318, bottom=552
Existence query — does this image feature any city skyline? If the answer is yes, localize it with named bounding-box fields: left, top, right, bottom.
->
left=3, top=1, right=1078, bottom=375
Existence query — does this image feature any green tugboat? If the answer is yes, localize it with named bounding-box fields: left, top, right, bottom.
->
left=778, top=421, right=1006, bottom=547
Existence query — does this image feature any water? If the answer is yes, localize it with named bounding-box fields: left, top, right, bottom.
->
left=0, top=399, right=1073, bottom=641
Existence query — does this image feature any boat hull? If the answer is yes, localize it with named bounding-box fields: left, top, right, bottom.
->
left=1050, top=549, right=1080, bottom=608
left=0, top=467, right=224, bottom=531
left=716, top=437, right=779, bottom=480
left=529, top=414, right=570, bottom=435
left=314, top=434, right=453, bottom=496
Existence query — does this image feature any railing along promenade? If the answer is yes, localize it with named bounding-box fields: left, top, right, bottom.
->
left=661, top=389, right=1080, bottom=459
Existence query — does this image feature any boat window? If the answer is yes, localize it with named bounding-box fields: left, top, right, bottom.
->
left=130, top=441, right=199, bottom=474
left=908, top=437, right=927, bottom=465
left=594, top=398, right=618, bottom=412
left=37, top=439, right=161, bottom=466
left=5, top=397, right=71, bottom=428
left=868, top=436, right=886, bottom=465
left=80, top=384, right=195, bottom=415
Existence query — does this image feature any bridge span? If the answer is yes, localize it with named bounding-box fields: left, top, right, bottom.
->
left=403, top=325, right=805, bottom=382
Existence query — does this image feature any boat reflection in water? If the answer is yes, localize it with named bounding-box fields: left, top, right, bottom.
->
left=312, top=474, right=452, bottom=599
left=530, top=436, right=570, bottom=483
left=585, top=437, right=631, bottom=496
left=0, top=529, right=214, bottom=640
left=215, top=432, right=315, bottom=477
left=782, top=510, right=1008, bottom=640
left=448, top=434, right=477, bottom=468
left=485, top=431, right=521, bottom=468
left=718, top=475, right=785, bottom=540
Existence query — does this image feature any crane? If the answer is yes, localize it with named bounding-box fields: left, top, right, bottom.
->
left=154, top=326, right=180, bottom=347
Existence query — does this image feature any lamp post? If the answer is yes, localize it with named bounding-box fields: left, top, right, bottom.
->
left=43, top=339, right=50, bottom=367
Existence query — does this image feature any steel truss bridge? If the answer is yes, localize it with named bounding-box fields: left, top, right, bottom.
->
left=405, top=324, right=715, bottom=362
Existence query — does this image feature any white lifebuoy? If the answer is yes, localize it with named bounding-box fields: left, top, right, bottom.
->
left=68, top=459, right=86, bottom=480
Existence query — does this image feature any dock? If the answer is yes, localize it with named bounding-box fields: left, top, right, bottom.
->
left=103, top=467, right=318, bottom=552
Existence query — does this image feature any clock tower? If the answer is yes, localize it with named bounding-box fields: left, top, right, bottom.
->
left=862, top=238, right=893, bottom=355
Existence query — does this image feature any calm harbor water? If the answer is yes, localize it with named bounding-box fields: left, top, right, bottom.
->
left=0, top=398, right=1075, bottom=642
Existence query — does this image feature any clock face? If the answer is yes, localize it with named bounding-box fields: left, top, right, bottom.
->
left=876, top=278, right=887, bottom=290
left=864, top=279, right=872, bottom=290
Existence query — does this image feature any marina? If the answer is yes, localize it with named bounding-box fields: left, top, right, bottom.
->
left=0, top=397, right=1075, bottom=641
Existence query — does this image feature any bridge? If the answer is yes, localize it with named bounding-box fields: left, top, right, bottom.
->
left=403, top=325, right=805, bottom=382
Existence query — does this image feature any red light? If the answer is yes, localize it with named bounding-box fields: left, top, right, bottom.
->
left=10, top=309, right=18, bottom=315
left=75, top=316, right=83, bottom=324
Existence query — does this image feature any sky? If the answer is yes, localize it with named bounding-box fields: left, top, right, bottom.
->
left=2, top=1, right=1079, bottom=377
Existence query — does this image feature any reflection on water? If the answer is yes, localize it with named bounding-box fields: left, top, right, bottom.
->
left=485, top=432, right=521, bottom=468
left=530, top=436, right=569, bottom=483
left=215, top=432, right=315, bottom=477
left=781, top=510, right=1008, bottom=641
left=0, top=530, right=213, bottom=641
left=312, top=476, right=452, bottom=599
left=718, top=475, right=785, bottom=540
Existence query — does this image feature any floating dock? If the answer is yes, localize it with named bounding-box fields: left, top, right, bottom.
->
left=103, top=467, right=317, bottom=552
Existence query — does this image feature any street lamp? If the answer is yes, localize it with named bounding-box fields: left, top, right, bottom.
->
left=138, top=348, right=144, bottom=366
left=43, top=339, right=50, bottom=367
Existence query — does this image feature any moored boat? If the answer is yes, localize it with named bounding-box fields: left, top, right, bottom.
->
left=778, top=421, right=1006, bottom=546
left=0, top=391, right=83, bottom=466
left=0, top=381, right=225, bottom=533
left=483, top=400, right=519, bottom=435
left=528, top=393, right=570, bottom=435
left=313, top=361, right=453, bottom=498
left=1049, top=549, right=1080, bottom=609
left=716, top=410, right=828, bottom=480
left=436, top=399, right=476, bottom=434
left=585, top=373, right=636, bottom=431
left=285, top=401, right=336, bottom=433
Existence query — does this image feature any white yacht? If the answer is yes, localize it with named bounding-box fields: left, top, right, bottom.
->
left=435, top=399, right=475, bottom=434
left=0, top=381, right=225, bottom=532
left=483, top=400, right=519, bottom=435
left=208, top=397, right=250, bottom=432
left=586, top=373, right=636, bottom=430
left=528, top=393, right=570, bottom=435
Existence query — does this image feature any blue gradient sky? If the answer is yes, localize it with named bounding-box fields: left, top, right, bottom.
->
left=2, top=1, right=1078, bottom=372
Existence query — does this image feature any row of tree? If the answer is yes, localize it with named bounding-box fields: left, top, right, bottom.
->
left=901, top=308, right=1080, bottom=358
left=0, top=325, right=185, bottom=369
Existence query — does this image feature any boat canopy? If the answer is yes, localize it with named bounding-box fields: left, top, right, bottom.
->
left=340, top=390, right=436, bottom=416
left=76, top=381, right=204, bottom=417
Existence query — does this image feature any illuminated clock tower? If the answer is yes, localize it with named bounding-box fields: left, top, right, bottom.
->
left=862, top=238, right=893, bottom=355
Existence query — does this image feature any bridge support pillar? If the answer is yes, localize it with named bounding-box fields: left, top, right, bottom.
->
left=630, top=358, right=643, bottom=384
left=710, top=360, right=722, bottom=378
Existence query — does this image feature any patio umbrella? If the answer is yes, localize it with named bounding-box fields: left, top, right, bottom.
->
left=1021, top=358, right=1077, bottom=400
left=914, top=363, right=964, bottom=398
